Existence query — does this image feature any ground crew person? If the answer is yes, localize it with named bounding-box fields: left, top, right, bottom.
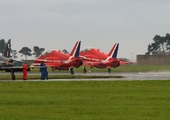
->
left=44, top=66, right=48, bottom=80
left=40, top=61, right=48, bottom=80
left=23, top=62, right=28, bottom=80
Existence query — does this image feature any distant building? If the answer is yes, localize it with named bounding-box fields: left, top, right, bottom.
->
left=137, top=55, right=170, bottom=65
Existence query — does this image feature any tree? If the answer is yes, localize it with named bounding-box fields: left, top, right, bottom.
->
left=11, top=50, right=18, bottom=59
left=19, top=47, right=32, bottom=60
left=146, top=33, right=170, bottom=55
left=0, top=39, right=7, bottom=55
left=33, top=46, right=45, bottom=57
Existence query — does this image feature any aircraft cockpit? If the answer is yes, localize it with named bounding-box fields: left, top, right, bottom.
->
left=81, top=47, right=91, bottom=52
left=41, top=50, right=54, bottom=56
left=81, top=47, right=100, bottom=52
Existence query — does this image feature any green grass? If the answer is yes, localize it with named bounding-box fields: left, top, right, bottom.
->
left=88, top=65, right=170, bottom=72
left=0, top=81, right=170, bottom=120
left=2, top=65, right=170, bottom=74
left=30, top=65, right=170, bottom=73
left=112, top=65, right=170, bottom=72
left=1, top=64, right=170, bottom=80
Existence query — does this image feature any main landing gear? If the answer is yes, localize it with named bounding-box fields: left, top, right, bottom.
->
left=70, top=68, right=74, bottom=75
left=11, top=69, right=16, bottom=80
left=108, top=68, right=111, bottom=73
left=83, top=67, right=87, bottom=73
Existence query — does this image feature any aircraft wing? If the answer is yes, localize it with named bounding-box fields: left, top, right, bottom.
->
left=82, top=61, right=102, bottom=66
left=31, top=62, right=62, bottom=68
left=0, top=66, right=30, bottom=72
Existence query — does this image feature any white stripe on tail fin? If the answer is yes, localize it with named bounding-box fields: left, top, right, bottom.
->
left=69, top=41, right=81, bottom=57
left=108, top=43, right=119, bottom=58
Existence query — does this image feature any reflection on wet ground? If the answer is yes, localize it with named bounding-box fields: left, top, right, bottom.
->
left=0, top=72, right=170, bottom=82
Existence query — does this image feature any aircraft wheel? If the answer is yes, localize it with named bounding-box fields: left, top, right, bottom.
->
left=70, top=68, right=74, bottom=75
left=108, top=68, right=111, bottom=73
left=11, top=69, right=15, bottom=80
left=12, top=75, right=16, bottom=80
left=83, top=67, right=87, bottom=73
left=71, top=70, right=74, bottom=75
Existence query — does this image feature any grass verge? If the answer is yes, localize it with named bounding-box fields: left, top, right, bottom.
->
left=0, top=81, right=170, bottom=120
left=30, top=65, right=170, bottom=73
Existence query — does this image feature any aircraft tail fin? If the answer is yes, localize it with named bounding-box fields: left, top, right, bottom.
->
left=69, top=41, right=81, bottom=57
left=108, top=43, right=119, bottom=58
left=3, top=39, right=11, bottom=58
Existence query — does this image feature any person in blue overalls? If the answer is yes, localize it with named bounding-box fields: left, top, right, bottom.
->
left=40, top=61, right=47, bottom=80
left=44, top=66, right=48, bottom=80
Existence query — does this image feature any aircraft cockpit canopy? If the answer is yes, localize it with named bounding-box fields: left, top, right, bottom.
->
left=41, top=50, right=54, bottom=56
left=81, top=47, right=100, bottom=52
left=81, top=47, right=91, bottom=52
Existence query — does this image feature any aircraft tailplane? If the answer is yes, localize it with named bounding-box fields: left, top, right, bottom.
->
left=108, top=43, right=119, bottom=58
left=3, top=39, right=11, bottom=58
left=69, top=41, right=81, bottom=57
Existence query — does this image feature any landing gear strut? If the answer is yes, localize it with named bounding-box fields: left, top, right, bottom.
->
left=70, top=68, right=74, bottom=75
left=11, top=69, right=16, bottom=80
left=83, top=67, right=87, bottom=73
left=108, top=68, right=111, bottom=73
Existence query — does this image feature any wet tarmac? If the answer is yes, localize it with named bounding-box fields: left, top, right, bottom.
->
left=110, top=72, right=170, bottom=80
left=0, top=71, right=170, bottom=82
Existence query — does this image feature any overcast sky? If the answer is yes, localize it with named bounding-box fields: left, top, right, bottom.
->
left=1, top=0, right=170, bottom=61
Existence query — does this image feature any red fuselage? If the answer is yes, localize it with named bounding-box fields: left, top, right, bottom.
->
left=34, top=50, right=83, bottom=70
left=80, top=48, right=120, bottom=69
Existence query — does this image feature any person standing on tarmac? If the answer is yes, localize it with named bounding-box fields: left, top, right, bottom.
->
left=40, top=61, right=48, bottom=80
left=23, top=62, right=28, bottom=80
left=44, top=66, right=48, bottom=80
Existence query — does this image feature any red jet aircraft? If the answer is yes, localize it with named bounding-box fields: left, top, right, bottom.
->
left=32, top=41, right=83, bottom=75
left=80, top=43, right=120, bottom=73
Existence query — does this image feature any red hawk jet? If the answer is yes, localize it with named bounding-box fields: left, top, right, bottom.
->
left=80, top=43, right=120, bottom=73
left=32, top=41, right=83, bottom=75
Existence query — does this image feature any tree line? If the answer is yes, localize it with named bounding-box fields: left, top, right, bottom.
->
left=1, top=34, right=168, bottom=60
left=146, top=33, right=170, bottom=55
left=0, top=39, right=45, bottom=60
left=0, top=39, right=70, bottom=60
